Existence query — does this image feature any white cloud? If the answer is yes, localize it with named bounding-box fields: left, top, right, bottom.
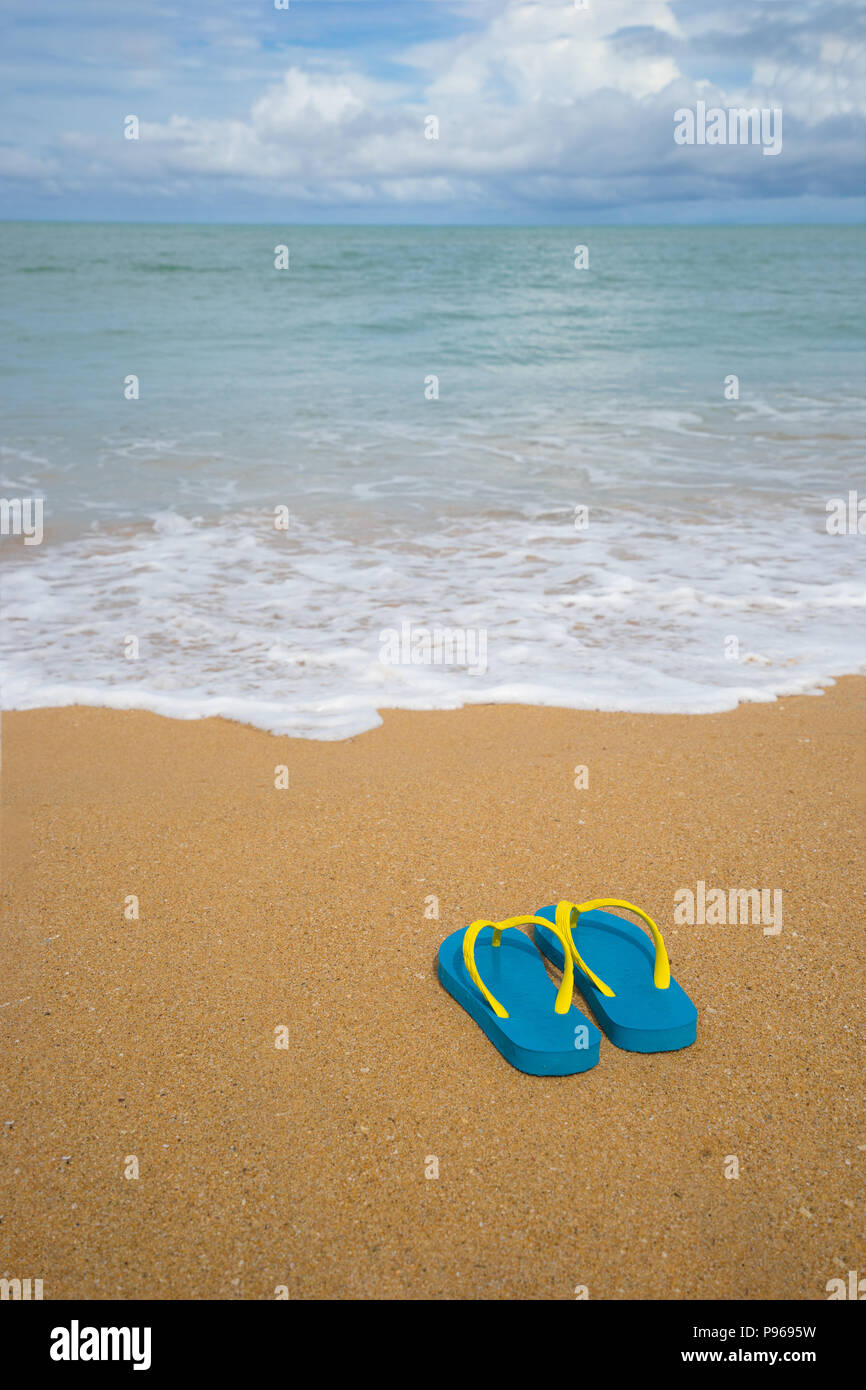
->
left=5, top=0, right=864, bottom=214
left=0, top=147, right=59, bottom=179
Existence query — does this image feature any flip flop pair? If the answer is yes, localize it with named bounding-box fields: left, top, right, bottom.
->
left=437, top=899, right=698, bottom=1075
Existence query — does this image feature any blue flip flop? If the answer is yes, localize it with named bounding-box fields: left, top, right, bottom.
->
left=533, top=899, right=697, bottom=1053
left=437, top=913, right=601, bottom=1075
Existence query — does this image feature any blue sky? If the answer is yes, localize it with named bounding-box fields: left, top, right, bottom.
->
left=1, top=0, right=864, bottom=223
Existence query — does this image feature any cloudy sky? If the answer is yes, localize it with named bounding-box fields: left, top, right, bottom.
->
left=1, top=0, right=864, bottom=222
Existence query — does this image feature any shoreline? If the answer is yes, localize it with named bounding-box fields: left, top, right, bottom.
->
left=2, top=663, right=864, bottom=744
left=2, top=679, right=864, bottom=1298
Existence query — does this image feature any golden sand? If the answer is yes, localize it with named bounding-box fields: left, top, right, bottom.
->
left=1, top=680, right=863, bottom=1299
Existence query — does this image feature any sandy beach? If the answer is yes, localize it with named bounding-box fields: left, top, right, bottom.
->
left=1, top=680, right=863, bottom=1300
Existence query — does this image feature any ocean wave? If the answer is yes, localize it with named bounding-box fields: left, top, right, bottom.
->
left=2, top=502, right=863, bottom=739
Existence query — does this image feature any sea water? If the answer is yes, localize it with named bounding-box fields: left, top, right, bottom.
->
left=1, top=223, right=863, bottom=737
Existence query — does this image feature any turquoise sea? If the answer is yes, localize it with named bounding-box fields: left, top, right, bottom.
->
left=1, top=223, right=864, bottom=736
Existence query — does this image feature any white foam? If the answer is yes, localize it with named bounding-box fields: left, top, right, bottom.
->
left=2, top=498, right=863, bottom=739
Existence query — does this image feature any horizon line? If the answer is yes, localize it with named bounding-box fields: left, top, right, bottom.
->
left=1, top=217, right=864, bottom=229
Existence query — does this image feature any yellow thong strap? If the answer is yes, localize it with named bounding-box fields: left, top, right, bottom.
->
left=557, top=898, right=672, bottom=998
left=462, top=914, right=575, bottom=1020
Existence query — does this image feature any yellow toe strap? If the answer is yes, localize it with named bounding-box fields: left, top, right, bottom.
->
left=462, top=914, right=575, bottom=1020
left=557, top=898, right=672, bottom=996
